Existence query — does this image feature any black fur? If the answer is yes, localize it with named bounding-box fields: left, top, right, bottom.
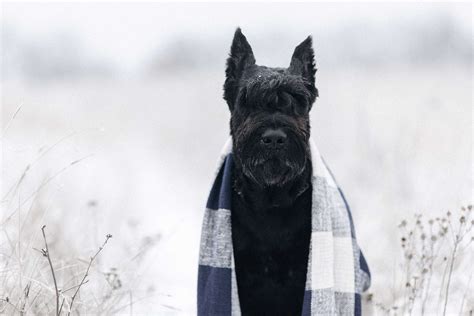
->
left=224, top=28, right=318, bottom=315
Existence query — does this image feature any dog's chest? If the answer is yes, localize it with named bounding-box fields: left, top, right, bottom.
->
left=231, top=186, right=312, bottom=315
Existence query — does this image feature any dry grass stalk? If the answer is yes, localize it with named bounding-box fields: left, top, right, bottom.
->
left=368, top=205, right=474, bottom=315
left=1, top=117, right=159, bottom=314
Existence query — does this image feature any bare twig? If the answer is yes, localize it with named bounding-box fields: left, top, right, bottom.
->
left=20, top=282, right=31, bottom=315
left=67, top=234, right=112, bottom=315
left=61, top=280, right=89, bottom=294
left=59, top=298, right=65, bottom=315
left=442, top=217, right=464, bottom=316
left=421, top=222, right=437, bottom=315
left=387, top=207, right=473, bottom=315
left=40, top=225, right=60, bottom=316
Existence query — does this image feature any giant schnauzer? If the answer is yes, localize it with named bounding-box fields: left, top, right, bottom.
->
left=224, top=28, right=318, bottom=315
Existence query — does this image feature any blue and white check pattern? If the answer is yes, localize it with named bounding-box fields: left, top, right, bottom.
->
left=198, top=138, right=371, bottom=315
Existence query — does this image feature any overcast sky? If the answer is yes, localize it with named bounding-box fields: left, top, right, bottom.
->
left=3, top=2, right=470, bottom=72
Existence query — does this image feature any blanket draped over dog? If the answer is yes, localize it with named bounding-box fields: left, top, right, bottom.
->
left=198, top=137, right=371, bottom=315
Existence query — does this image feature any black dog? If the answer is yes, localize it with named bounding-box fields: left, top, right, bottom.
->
left=224, top=28, right=318, bottom=316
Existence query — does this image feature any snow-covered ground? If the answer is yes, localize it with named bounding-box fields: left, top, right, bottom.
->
left=2, top=64, right=471, bottom=313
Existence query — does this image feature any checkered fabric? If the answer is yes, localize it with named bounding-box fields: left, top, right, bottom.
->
left=198, top=137, right=371, bottom=315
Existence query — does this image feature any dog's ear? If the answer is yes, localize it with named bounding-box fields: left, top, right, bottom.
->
left=289, top=36, right=316, bottom=87
left=289, top=36, right=318, bottom=107
left=224, top=28, right=256, bottom=111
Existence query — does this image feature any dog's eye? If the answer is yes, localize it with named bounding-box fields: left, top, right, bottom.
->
left=277, top=93, right=293, bottom=109
left=280, top=93, right=309, bottom=114
left=291, top=95, right=310, bottom=113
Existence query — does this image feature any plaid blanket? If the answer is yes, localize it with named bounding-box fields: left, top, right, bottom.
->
left=198, top=137, right=371, bottom=315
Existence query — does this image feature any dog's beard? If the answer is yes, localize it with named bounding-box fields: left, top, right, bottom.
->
left=236, top=133, right=309, bottom=188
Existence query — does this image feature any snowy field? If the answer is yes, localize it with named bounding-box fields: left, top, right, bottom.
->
left=1, top=2, right=472, bottom=314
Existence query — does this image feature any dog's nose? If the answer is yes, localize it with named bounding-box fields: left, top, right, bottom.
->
left=261, top=128, right=287, bottom=148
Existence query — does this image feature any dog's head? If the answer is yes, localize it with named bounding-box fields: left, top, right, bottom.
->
left=224, top=28, right=318, bottom=188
